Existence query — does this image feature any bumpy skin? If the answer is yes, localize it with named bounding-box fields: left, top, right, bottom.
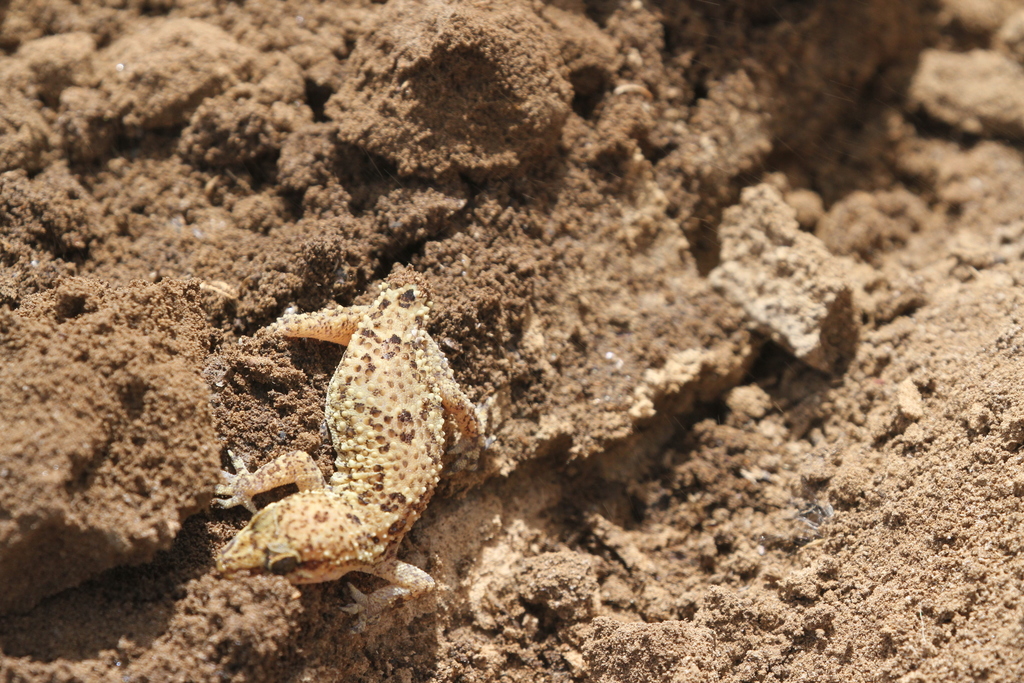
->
left=214, top=275, right=482, bottom=628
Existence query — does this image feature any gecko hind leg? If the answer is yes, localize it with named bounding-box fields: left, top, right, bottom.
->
left=271, top=305, right=370, bottom=345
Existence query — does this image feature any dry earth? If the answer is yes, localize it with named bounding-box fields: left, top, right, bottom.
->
left=3, top=0, right=1024, bottom=681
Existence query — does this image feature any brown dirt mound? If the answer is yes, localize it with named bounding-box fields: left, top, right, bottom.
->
left=3, top=0, right=1024, bottom=681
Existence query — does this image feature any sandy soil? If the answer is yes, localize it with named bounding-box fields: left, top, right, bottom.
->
left=3, top=0, right=1024, bottom=680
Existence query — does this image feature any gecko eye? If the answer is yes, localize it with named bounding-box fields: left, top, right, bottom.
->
left=266, top=550, right=301, bottom=575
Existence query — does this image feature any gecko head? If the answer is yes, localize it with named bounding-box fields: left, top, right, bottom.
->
left=217, top=505, right=303, bottom=578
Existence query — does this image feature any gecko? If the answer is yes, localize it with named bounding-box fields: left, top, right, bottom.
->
left=213, top=272, right=482, bottom=629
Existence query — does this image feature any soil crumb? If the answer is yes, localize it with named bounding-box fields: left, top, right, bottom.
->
left=3, top=0, right=1024, bottom=681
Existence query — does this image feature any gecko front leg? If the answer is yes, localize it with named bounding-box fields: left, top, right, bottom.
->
left=214, top=450, right=326, bottom=513
left=344, top=554, right=436, bottom=632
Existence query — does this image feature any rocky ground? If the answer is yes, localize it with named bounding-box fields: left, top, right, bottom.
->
left=3, top=0, right=1024, bottom=681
